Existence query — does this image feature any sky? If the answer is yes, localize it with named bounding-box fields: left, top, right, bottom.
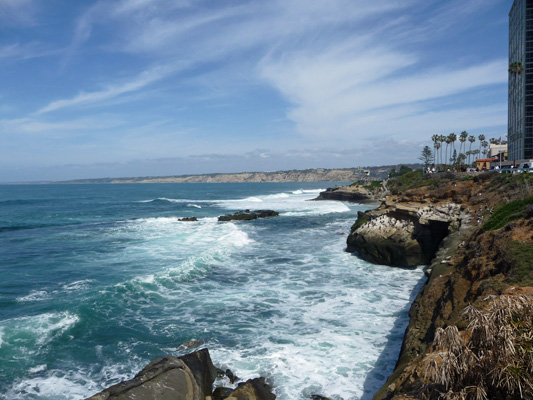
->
left=0, top=0, right=512, bottom=182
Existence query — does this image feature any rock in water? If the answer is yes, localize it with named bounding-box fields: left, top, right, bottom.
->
left=177, top=339, right=203, bottom=350
left=85, top=349, right=216, bottom=400
left=218, top=210, right=279, bottom=222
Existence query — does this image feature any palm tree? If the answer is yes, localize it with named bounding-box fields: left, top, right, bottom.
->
left=434, top=142, right=441, bottom=166
left=448, top=133, right=457, bottom=165
left=459, top=131, right=468, bottom=156
left=468, top=135, right=476, bottom=164
left=473, top=149, right=480, bottom=163
left=439, top=135, right=446, bottom=164
left=478, top=134, right=485, bottom=155
left=431, top=134, right=440, bottom=166
left=482, top=140, right=489, bottom=158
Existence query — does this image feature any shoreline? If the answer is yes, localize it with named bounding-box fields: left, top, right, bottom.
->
left=341, top=172, right=533, bottom=399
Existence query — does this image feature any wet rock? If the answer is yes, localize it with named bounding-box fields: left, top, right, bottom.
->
left=85, top=356, right=203, bottom=400
left=85, top=349, right=216, bottom=400
left=179, top=217, right=198, bottom=222
left=225, top=368, right=238, bottom=384
left=310, top=395, right=331, bottom=400
left=225, top=378, right=276, bottom=400
left=213, top=386, right=234, bottom=400
left=178, top=339, right=203, bottom=351
left=218, top=210, right=279, bottom=222
left=179, top=348, right=217, bottom=396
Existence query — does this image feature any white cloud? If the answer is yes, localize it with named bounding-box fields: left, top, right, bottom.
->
left=0, top=0, right=35, bottom=24
left=36, top=64, right=180, bottom=114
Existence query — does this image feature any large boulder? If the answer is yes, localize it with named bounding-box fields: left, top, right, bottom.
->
left=85, top=349, right=216, bottom=400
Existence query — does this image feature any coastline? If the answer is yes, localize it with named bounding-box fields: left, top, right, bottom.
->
left=342, top=172, right=533, bottom=399
left=52, top=167, right=399, bottom=184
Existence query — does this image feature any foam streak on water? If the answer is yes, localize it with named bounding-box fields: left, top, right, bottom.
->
left=0, top=182, right=426, bottom=400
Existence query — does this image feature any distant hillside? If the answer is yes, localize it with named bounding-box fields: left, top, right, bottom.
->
left=60, top=165, right=422, bottom=184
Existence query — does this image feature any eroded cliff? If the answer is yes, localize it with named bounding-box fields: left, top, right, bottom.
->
left=348, top=172, right=533, bottom=400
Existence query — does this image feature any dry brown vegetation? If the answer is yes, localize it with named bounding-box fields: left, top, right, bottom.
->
left=422, top=295, right=533, bottom=400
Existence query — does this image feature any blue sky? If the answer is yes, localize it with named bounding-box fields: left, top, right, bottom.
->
left=0, top=0, right=511, bottom=182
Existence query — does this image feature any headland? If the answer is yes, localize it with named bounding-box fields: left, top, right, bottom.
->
left=344, top=169, right=533, bottom=399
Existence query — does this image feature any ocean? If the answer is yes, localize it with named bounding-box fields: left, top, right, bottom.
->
left=0, top=182, right=426, bottom=400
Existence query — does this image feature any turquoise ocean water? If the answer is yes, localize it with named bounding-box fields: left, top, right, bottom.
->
left=0, top=182, right=426, bottom=400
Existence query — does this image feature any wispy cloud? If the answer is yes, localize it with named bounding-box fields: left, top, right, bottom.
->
left=36, top=64, right=180, bottom=114
left=0, top=0, right=36, bottom=25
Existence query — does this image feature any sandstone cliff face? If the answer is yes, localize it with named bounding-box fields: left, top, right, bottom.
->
left=346, top=195, right=467, bottom=267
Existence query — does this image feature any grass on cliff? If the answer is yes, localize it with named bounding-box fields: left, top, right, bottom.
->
left=506, top=241, right=533, bottom=286
left=388, top=170, right=457, bottom=193
left=482, top=197, right=533, bottom=231
left=423, top=295, right=533, bottom=400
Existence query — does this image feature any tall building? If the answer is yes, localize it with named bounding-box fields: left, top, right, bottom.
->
left=509, top=0, right=533, bottom=161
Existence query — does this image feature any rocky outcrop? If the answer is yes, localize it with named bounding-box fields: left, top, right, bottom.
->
left=86, top=350, right=215, bottom=400
left=85, top=349, right=276, bottom=400
left=218, top=210, right=279, bottom=222
left=347, top=199, right=467, bottom=267
left=313, top=183, right=385, bottom=203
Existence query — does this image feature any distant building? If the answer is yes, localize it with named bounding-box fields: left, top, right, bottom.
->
left=475, top=144, right=508, bottom=170
left=509, top=0, right=533, bottom=161
left=489, top=144, right=508, bottom=160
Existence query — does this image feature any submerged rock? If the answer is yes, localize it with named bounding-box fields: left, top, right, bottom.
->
left=178, top=339, right=203, bottom=350
left=218, top=210, right=279, bottom=222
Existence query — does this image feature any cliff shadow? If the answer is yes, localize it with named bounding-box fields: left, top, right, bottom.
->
left=359, top=267, right=428, bottom=400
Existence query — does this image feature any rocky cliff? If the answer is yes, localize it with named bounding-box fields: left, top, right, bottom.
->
left=347, top=172, right=533, bottom=400
left=313, top=181, right=387, bottom=203
left=346, top=194, right=467, bottom=267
